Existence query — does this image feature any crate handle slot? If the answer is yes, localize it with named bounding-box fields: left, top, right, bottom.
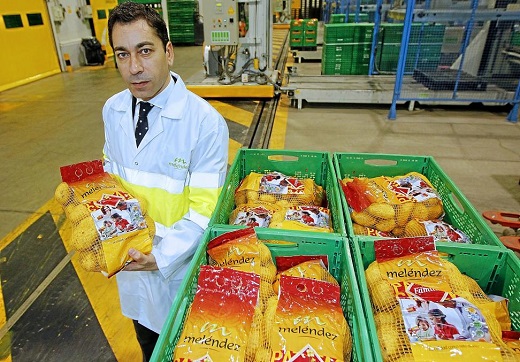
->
left=267, top=155, right=299, bottom=162
left=363, top=159, right=398, bottom=167
left=446, top=190, right=465, bottom=215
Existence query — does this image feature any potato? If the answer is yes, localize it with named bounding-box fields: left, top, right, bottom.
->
left=395, top=202, right=414, bottom=226
left=259, top=194, right=277, bottom=203
left=68, top=204, right=91, bottom=225
left=55, top=182, right=75, bottom=206
left=71, top=217, right=99, bottom=250
left=404, top=219, right=426, bottom=237
left=366, top=202, right=395, bottom=219
left=351, top=210, right=376, bottom=227
left=411, top=203, right=429, bottom=221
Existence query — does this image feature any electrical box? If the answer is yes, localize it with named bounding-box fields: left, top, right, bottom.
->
left=80, top=5, right=93, bottom=19
left=201, top=0, right=239, bottom=45
left=51, top=4, right=65, bottom=22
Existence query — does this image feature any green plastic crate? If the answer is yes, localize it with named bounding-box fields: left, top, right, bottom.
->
left=351, top=239, right=520, bottom=362
left=290, top=19, right=304, bottom=30
left=330, top=14, right=346, bottom=23
left=210, top=149, right=347, bottom=235
left=303, top=18, right=318, bottom=30
left=511, top=31, right=520, bottom=47
left=151, top=227, right=374, bottom=362
left=322, top=62, right=353, bottom=75
left=324, top=23, right=357, bottom=43
left=333, top=153, right=504, bottom=248
left=348, top=13, right=369, bottom=23
left=379, top=23, right=404, bottom=43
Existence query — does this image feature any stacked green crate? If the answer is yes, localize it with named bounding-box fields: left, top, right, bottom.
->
left=321, top=23, right=374, bottom=75
left=290, top=19, right=304, bottom=48
left=167, top=0, right=196, bottom=44
left=330, top=13, right=346, bottom=23
left=290, top=18, right=318, bottom=49
left=377, top=23, right=445, bottom=73
left=303, top=18, right=318, bottom=48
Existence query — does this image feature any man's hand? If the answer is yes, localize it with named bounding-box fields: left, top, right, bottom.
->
left=123, top=248, right=159, bottom=271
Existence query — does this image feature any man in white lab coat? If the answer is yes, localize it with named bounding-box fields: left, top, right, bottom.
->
left=103, top=2, right=229, bottom=360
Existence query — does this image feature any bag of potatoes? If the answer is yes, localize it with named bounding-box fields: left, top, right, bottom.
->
left=341, top=172, right=444, bottom=236
left=55, top=160, right=154, bottom=277
left=235, top=171, right=324, bottom=208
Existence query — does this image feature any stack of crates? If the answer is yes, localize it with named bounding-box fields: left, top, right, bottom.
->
left=376, top=23, right=445, bottom=73
left=167, top=0, right=196, bottom=45
left=290, top=18, right=318, bottom=50
left=321, top=23, right=374, bottom=75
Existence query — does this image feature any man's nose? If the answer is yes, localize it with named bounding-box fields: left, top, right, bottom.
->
left=129, top=56, right=143, bottom=74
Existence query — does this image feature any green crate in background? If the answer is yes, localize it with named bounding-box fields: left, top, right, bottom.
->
left=324, top=23, right=357, bottom=43
left=330, top=13, right=346, bottom=23
left=348, top=13, right=369, bottom=23
left=350, top=240, right=520, bottom=362
left=211, top=149, right=347, bottom=235
left=512, top=31, right=520, bottom=46
left=303, top=18, right=318, bottom=30
left=322, top=61, right=353, bottom=75
left=151, top=227, right=374, bottom=362
left=333, top=153, right=504, bottom=248
left=290, top=18, right=304, bottom=30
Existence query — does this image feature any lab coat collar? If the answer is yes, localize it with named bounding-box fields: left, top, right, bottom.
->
left=110, top=72, right=189, bottom=153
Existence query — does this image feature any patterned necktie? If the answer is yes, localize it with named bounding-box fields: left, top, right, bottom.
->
left=135, top=102, right=153, bottom=147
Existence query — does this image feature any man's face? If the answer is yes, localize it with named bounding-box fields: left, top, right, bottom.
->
left=112, top=19, right=174, bottom=100
left=419, top=321, right=429, bottom=331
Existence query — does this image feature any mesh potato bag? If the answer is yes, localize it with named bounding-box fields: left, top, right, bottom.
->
left=365, top=237, right=517, bottom=362
left=228, top=202, right=283, bottom=227
left=341, top=172, right=444, bottom=236
left=173, top=265, right=260, bottom=361
left=206, top=228, right=277, bottom=361
left=403, top=219, right=472, bottom=243
left=266, top=275, right=352, bottom=362
left=55, top=160, right=154, bottom=277
left=269, top=205, right=333, bottom=233
left=272, top=258, right=339, bottom=294
left=235, top=171, right=324, bottom=208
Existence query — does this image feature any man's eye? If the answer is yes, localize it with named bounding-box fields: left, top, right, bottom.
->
left=116, top=52, right=129, bottom=59
left=140, top=48, right=152, bottom=55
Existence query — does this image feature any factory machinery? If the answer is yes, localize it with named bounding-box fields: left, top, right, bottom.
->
left=282, top=0, right=520, bottom=122
left=185, top=0, right=283, bottom=98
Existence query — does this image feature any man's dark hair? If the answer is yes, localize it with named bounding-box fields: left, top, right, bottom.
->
left=108, top=1, right=170, bottom=50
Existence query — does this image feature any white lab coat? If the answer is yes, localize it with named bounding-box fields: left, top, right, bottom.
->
left=102, top=71, right=229, bottom=333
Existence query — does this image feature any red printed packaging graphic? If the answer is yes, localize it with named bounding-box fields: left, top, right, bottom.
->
left=268, top=275, right=351, bottom=362
left=173, top=266, right=260, bottom=362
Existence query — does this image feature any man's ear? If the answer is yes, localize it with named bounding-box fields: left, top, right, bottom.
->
left=166, top=41, right=174, bottom=66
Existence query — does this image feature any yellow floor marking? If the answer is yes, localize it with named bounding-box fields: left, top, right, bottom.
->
left=228, top=139, right=243, bottom=165
left=50, top=199, right=142, bottom=361
left=0, top=282, right=12, bottom=362
left=269, top=94, right=289, bottom=150
left=209, top=100, right=255, bottom=128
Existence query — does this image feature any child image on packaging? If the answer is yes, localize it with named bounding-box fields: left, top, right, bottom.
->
left=100, top=220, right=118, bottom=239
left=428, top=308, right=462, bottom=340
left=414, top=315, right=435, bottom=340
left=93, top=198, right=145, bottom=240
